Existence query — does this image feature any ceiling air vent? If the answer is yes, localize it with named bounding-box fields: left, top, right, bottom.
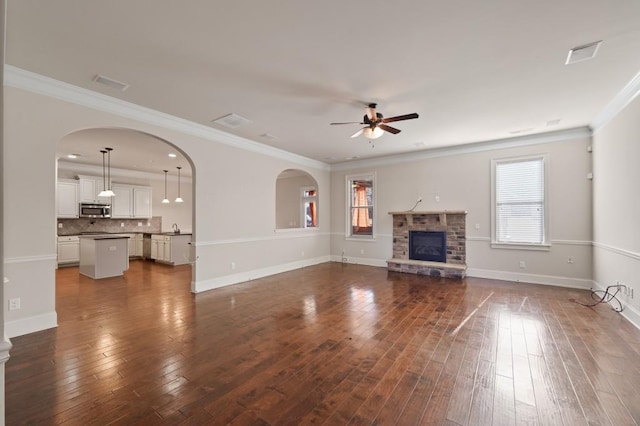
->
left=92, top=74, right=129, bottom=91
left=212, top=113, right=252, bottom=129
left=566, top=41, right=602, bottom=65
left=260, top=133, right=278, bottom=141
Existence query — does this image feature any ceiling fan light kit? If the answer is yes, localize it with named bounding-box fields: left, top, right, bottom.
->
left=331, top=103, right=419, bottom=140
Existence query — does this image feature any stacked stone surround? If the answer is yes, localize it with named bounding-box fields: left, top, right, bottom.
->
left=387, top=211, right=467, bottom=279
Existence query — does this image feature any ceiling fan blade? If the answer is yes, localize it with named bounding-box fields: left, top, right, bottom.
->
left=350, top=128, right=365, bottom=138
left=379, top=124, right=401, bottom=134
left=382, top=113, right=419, bottom=123
left=330, top=121, right=365, bottom=125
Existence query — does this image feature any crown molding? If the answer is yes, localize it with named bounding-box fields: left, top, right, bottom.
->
left=330, top=127, right=592, bottom=171
left=4, top=65, right=330, bottom=172
left=591, top=69, right=640, bottom=133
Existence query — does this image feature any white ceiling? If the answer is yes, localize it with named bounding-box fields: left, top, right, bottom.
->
left=6, top=1, right=640, bottom=166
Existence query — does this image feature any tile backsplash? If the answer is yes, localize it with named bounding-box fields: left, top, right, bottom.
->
left=58, top=217, right=162, bottom=235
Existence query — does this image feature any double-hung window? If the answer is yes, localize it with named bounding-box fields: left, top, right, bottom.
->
left=492, top=155, right=548, bottom=249
left=347, top=173, right=375, bottom=238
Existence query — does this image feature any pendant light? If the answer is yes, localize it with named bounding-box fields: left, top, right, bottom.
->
left=98, top=149, right=115, bottom=197
left=162, top=170, right=170, bottom=204
left=175, top=166, right=184, bottom=203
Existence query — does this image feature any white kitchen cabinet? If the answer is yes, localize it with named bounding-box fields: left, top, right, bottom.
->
left=133, top=187, right=152, bottom=218
left=78, top=175, right=110, bottom=204
left=111, top=184, right=152, bottom=218
left=150, top=234, right=191, bottom=265
left=111, top=185, right=134, bottom=218
left=122, top=233, right=144, bottom=257
left=57, top=180, right=79, bottom=218
left=134, top=234, right=144, bottom=257
left=57, top=236, right=80, bottom=266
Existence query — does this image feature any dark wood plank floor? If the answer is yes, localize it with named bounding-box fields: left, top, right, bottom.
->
left=6, top=260, right=640, bottom=425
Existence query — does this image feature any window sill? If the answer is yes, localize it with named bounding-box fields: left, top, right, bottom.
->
left=274, top=227, right=320, bottom=234
left=491, top=242, right=551, bottom=251
left=345, top=235, right=376, bottom=242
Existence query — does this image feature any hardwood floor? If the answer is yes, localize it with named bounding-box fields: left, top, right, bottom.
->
left=6, top=260, right=640, bottom=425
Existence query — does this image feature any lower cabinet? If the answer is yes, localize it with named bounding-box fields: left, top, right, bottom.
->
left=150, top=234, right=191, bottom=265
left=57, top=236, right=80, bottom=266
left=124, top=233, right=144, bottom=257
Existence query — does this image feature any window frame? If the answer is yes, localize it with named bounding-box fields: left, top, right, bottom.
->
left=491, top=154, right=550, bottom=251
left=345, top=172, right=376, bottom=240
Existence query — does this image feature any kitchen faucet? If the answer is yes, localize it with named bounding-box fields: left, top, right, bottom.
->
left=172, top=223, right=180, bottom=234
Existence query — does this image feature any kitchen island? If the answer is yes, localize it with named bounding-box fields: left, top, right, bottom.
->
left=79, top=235, right=130, bottom=279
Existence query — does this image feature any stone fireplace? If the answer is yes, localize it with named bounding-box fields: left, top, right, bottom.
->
left=387, top=210, right=467, bottom=279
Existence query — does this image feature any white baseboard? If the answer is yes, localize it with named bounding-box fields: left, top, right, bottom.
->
left=592, top=281, right=640, bottom=330
left=193, top=255, right=331, bottom=293
left=465, top=268, right=594, bottom=289
left=329, top=255, right=387, bottom=268
left=6, top=311, right=58, bottom=338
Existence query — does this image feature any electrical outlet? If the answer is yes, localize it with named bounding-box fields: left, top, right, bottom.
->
left=138, top=222, right=142, bottom=227
left=301, top=251, right=305, bottom=257
left=9, top=298, right=20, bottom=311
left=435, top=195, right=440, bottom=202
left=231, top=262, right=236, bottom=270
left=519, top=261, right=526, bottom=269
left=58, top=223, right=63, bottom=228
left=121, top=222, right=125, bottom=227
left=475, top=223, right=480, bottom=230
left=360, top=249, right=365, bottom=254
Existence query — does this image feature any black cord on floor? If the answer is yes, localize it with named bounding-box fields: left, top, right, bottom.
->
left=574, top=284, right=623, bottom=312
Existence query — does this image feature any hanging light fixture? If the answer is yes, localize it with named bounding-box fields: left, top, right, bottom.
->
left=98, top=149, right=115, bottom=197
left=162, top=170, right=170, bottom=204
left=175, top=166, right=184, bottom=203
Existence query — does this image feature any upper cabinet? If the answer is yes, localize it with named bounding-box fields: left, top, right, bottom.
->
left=78, top=175, right=111, bottom=204
left=111, top=184, right=152, bottom=218
left=133, top=187, right=152, bottom=218
left=57, top=179, right=79, bottom=218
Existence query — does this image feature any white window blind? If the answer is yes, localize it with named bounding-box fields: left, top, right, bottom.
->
left=495, top=157, right=545, bottom=244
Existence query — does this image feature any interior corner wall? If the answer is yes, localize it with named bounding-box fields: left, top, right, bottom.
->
left=330, top=135, right=594, bottom=288
left=3, top=85, right=331, bottom=337
left=592, top=94, right=640, bottom=328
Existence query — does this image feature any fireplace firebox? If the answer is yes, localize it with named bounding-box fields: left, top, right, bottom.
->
left=409, top=231, right=447, bottom=263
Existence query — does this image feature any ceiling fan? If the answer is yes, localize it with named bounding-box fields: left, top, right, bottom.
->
left=330, top=103, right=419, bottom=139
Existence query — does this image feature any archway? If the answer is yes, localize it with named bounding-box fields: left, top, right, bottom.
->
left=56, top=127, right=197, bottom=289
left=275, top=169, right=319, bottom=229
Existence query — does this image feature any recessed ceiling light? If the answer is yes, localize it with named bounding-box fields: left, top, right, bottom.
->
left=509, top=128, right=534, bottom=135
left=67, top=154, right=78, bottom=159
left=345, top=156, right=360, bottom=160
left=212, top=113, right=252, bottom=129
left=566, top=41, right=602, bottom=65
left=168, top=153, right=177, bottom=158
left=546, top=119, right=562, bottom=127
left=92, top=74, right=129, bottom=91
left=414, top=142, right=426, bottom=148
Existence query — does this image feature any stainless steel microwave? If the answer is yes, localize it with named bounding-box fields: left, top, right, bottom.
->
left=79, top=203, right=111, bottom=218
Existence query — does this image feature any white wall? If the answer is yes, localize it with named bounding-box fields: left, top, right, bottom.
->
left=3, top=76, right=331, bottom=337
left=592, top=93, right=640, bottom=327
left=331, top=132, right=594, bottom=288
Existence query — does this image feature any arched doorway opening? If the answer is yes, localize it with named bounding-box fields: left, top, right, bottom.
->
left=55, top=127, right=196, bottom=294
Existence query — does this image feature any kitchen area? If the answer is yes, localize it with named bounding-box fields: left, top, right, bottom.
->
left=55, top=129, right=194, bottom=278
